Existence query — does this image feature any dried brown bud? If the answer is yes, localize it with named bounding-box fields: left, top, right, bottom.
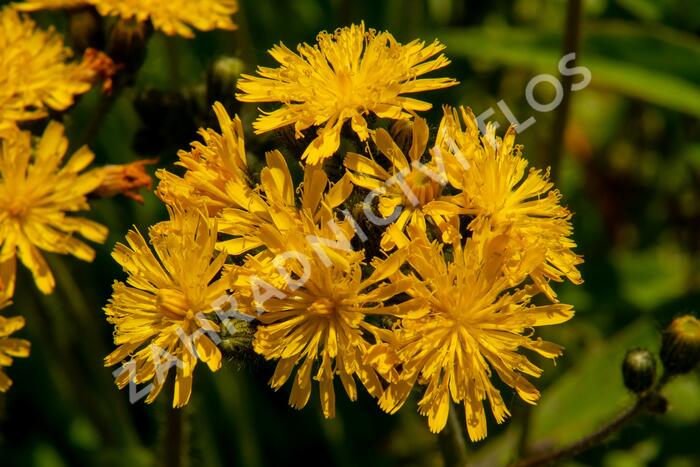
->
left=92, top=159, right=157, bottom=204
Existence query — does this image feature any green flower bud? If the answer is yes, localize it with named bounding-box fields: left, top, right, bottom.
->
left=622, top=348, right=656, bottom=394
left=207, top=56, right=246, bottom=106
left=661, top=315, right=700, bottom=375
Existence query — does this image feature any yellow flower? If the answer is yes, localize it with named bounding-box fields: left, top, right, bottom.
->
left=344, top=116, right=460, bottom=250
left=379, top=226, right=574, bottom=441
left=216, top=152, right=353, bottom=256
left=158, top=103, right=354, bottom=256
left=234, top=218, right=411, bottom=419
left=0, top=7, right=94, bottom=129
left=16, top=0, right=239, bottom=38
left=157, top=102, right=250, bottom=217
left=0, top=315, right=31, bottom=392
left=236, top=22, right=457, bottom=165
left=0, top=123, right=107, bottom=294
left=426, top=106, right=583, bottom=300
left=0, top=263, right=30, bottom=393
left=104, top=206, right=227, bottom=408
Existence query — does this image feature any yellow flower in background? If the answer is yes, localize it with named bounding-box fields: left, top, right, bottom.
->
left=426, top=106, right=583, bottom=300
left=17, top=0, right=239, bottom=38
left=104, top=206, right=227, bottom=408
left=236, top=22, right=457, bottom=165
left=344, top=117, right=460, bottom=250
left=157, top=102, right=250, bottom=217
left=0, top=123, right=107, bottom=295
left=0, top=7, right=95, bottom=129
left=379, top=226, right=574, bottom=441
left=0, top=263, right=30, bottom=393
left=234, top=219, right=411, bottom=419
left=0, top=315, right=31, bottom=392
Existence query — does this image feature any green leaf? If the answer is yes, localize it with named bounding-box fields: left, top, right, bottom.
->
left=437, top=22, right=700, bottom=117
left=531, top=319, right=659, bottom=445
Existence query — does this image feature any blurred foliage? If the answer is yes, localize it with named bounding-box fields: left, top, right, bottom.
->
left=0, top=0, right=699, bottom=466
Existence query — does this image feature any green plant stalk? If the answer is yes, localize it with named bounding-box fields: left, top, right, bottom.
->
left=158, top=379, right=190, bottom=467
left=437, top=403, right=469, bottom=467
left=511, top=376, right=670, bottom=467
left=548, top=0, right=583, bottom=181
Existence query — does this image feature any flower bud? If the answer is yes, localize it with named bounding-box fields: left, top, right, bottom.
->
left=68, top=6, right=103, bottom=53
left=622, top=348, right=656, bottom=394
left=660, top=315, right=700, bottom=375
left=107, top=19, right=151, bottom=74
left=206, top=56, right=246, bottom=106
left=91, top=159, right=157, bottom=204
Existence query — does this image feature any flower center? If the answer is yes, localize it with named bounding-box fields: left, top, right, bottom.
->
left=309, top=297, right=335, bottom=317
left=402, top=169, right=443, bottom=207
left=156, top=288, right=195, bottom=320
left=4, top=198, right=29, bottom=220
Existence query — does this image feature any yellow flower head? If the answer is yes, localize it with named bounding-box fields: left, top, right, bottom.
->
left=427, top=106, right=583, bottom=300
left=157, top=103, right=354, bottom=257
left=0, top=314, right=31, bottom=392
left=0, top=123, right=107, bottom=294
left=234, top=217, right=410, bottom=419
left=216, top=151, right=353, bottom=256
left=379, top=226, right=574, bottom=441
left=0, top=7, right=95, bottom=129
left=157, top=102, right=250, bottom=217
left=236, top=22, right=458, bottom=165
left=16, top=0, right=239, bottom=38
left=344, top=116, right=460, bottom=250
left=104, top=206, right=228, bottom=408
left=0, top=262, right=30, bottom=393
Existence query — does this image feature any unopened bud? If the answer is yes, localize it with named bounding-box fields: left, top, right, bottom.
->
left=107, top=19, right=151, bottom=74
left=220, top=320, right=255, bottom=360
left=207, top=56, right=246, bottom=106
left=390, top=119, right=414, bottom=155
left=661, top=315, right=700, bottom=375
left=68, top=6, right=103, bottom=53
left=622, top=348, right=656, bottom=394
left=92, top=159, right=157, bottom=203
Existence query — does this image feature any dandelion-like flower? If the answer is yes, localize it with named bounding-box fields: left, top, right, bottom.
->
left=344, top=117, right=460, bottom=250
left=0, top=315, right=30, bottom=392
left=157, top=102, right=250, bottom=217
left=158, top=104, right=353, bottom=256
left=427, top=107, right=583, bottom=300
left=234, top=218, right=410, bottom=418
left=17, top=0, right=239, bottom=38
left=236, top=22, right=457, bottom=165
left=0, top=266, right=30, bottom=393
left=0, top=123, right=107, bottom=294
left=104, top=206, right=228, bottom=407
left=379, top=226, right=574, bottom=441
left=0, top=7, right=95, bottom=129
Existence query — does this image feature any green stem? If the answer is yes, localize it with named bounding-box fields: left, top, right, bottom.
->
left=548, top=0, right=583, bottom=181
left=437, top=403, right=469, bottom=467
left=158, top=381, right=190, bottom=467
left=512, top=377, right=669, bottom=467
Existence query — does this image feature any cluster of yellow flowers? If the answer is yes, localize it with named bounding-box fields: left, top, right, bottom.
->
left=0, top=0, right=581, bottom=440
left=101, top=23, right=583, bottom=441
left=0, top=2, right=186, bottom=391
left=16, top=0, right=238, bottom=38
